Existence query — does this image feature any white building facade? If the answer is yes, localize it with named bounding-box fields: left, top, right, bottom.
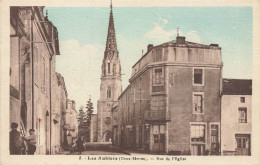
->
left=221, top=79, right=252, bottom=156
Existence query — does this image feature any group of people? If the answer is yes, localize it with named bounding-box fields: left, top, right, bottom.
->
left=9, top=122, right=37, bottom=155
left=10, top=121, right=87, bottom=155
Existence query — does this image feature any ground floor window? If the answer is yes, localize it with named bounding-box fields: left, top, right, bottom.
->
left=190, top=124, right=206, bottom=155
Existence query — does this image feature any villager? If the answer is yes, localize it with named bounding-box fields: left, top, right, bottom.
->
left=9, top=122, right=21, bottom=155
left=22, top=129, right=37, bottom=155
left=76, top=137, right=84, bottom=155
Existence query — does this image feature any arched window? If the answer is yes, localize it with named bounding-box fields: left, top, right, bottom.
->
left=107, top=87, right=111, bottom=98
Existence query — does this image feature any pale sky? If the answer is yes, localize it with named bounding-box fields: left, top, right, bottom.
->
left=44, top=7, right=252, bottom=113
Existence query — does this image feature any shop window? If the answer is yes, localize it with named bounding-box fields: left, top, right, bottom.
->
left=190, top=124, right=206, bottom=155
left=238, top=108, right=247, bottom=123
left=191, top=124, right=205, bottom=142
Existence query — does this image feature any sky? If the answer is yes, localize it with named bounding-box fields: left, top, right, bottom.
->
left=44, top=7, right=252, bottom=113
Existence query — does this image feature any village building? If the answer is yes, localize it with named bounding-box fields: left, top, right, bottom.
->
left=51, top=72, right=68, bottom=154
left=63, top=99, right=78, bottom=147
left=9, top=6, right=70, bottom=155
left=118, top=35, right=223, bottom=155
left=96, top=2, right=122, bottom=142
left=221, top=79, right=252, bottom=156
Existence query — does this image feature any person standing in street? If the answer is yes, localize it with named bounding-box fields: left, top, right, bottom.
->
left=76, top=137, right=84, bottom=155
left=9, top=122, right=21, bottom=155
left=22, top=129, right=37, bottom=155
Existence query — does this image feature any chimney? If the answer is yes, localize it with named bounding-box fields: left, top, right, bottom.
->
left=210, top=44, right=219, bottom=47
left=147, top=44, right=153, bottom=52
left=176, top=36, right=185, bottom=44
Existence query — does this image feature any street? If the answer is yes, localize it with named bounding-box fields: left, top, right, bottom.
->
left=58, top=143, right=129, bottom=155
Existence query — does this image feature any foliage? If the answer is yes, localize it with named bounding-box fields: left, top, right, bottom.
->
left=85, top=98, right=94, bottom=124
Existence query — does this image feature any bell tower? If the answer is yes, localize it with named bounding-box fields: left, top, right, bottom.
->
left=97, top=0, right=122, bottom=142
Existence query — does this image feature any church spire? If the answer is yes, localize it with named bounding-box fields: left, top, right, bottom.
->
left=101, top=0, right=121, bottom=78
left=105, top=0, right=117, bottom=53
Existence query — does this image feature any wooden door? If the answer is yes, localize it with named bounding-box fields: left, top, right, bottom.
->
left=152, top=125, right=165, bottom=152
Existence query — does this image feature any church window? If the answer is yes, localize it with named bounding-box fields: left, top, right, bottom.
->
left=107, top=87, right=111, bottom=98
left=113, top=64, right=116, bottom=75
left=108, top=63, right=110, bottom=73
left=105, top=117, right=111, bottom=125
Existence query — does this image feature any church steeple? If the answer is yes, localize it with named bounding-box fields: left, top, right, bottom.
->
left=102, top=0, right=121, bottom=78
left=97, top=1, right=122, bottom=142
left=105, top=0, right=117, bottom=53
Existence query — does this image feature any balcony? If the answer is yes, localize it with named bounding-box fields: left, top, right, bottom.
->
left=144, top=110, right=170, bottom=121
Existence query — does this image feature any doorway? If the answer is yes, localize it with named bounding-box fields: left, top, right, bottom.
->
left=103, top=131, right=112, bottom=142
left=152, top=124, right=165, bottom=152
left=235, top=134, right=250, bottom=155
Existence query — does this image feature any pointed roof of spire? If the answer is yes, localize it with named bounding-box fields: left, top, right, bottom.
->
left=105, top=0, right=117, bottom=53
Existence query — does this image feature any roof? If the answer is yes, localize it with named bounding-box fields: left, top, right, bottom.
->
left=132, top=37, right=220, bottom=68
left=118, top=84, right=131, bottom=100
left=222, top=78, right=252, bottom=95
left=157, top=40, right=220, bottom=49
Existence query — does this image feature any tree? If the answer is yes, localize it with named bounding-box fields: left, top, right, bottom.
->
left=85, top=98, right=94, bottom=125
left=77, top=97, right=94, bottom=142
left=77, top=106, right=85, bottom=126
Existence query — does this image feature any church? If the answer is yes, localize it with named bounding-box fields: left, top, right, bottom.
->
left=95, top=1, right=122, bottom=142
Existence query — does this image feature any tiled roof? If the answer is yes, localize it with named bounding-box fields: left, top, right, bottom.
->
left=222, top=78, right=252, bottom=95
